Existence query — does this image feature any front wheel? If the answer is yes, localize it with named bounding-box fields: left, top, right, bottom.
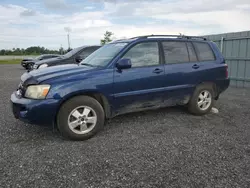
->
left=57, top=96, right=105, bottom=140
left=188, top=84, right=215, bottom=115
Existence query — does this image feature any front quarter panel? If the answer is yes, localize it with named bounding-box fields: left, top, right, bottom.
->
left=45, top=68, right=114, bottom=104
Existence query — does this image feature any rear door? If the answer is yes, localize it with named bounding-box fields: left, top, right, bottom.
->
left=160, top=41, right=199, bottom=104
left=113, top=41, right=165, bottom=115
left=192, top=42, right=221, bottom=82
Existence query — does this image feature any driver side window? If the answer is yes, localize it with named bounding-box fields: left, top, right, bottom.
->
left=122, top=42, right=159, bottom=68
left=79, top=47, right=97, bottom=59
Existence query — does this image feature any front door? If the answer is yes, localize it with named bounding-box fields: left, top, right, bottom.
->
left=113, top=41, right=165, bottom=115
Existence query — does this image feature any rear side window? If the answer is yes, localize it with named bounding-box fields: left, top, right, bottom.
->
left=193, top=42, right=215, bottom=61
left=186, top=42, right=198, bottom=62
left=162, top=42, right=189, bottom=64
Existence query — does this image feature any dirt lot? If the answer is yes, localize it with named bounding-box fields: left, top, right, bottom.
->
left=0, top=64, right=250, bottom=188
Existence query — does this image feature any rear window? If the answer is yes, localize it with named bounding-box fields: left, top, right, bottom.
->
left=193, top=42, right=215, bottom=61
left=162, top=41, right=189, bottom=64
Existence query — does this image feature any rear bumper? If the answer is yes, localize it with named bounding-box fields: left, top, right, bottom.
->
left=216, top=78, right=230, bottom=96
left=11, top=92, right=60, bottom=126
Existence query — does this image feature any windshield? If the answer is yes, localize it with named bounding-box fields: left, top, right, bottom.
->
left=35, top=55, right=43, bottom=60
left=80, top=43, right=128, bottom=67
left=63, top=47, right=83, bottom=58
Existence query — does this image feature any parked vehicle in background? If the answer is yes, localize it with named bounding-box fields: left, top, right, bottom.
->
left=11, top=35, right=230, bottom=140
left=32, top=46, right=100, bottom=70
left=21, top=54, right=61, bottom=70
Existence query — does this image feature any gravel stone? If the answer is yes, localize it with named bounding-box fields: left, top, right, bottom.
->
left=0, top=64, right=249, bottom=188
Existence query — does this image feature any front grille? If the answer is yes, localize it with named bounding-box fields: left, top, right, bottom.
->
left=17, top=82, right=26, bottom=97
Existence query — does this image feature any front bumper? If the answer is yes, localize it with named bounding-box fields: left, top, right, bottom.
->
left=11, top=92, right=60, bottom=126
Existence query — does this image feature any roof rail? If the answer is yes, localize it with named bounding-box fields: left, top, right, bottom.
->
left=130, top=34, right=207, bottom=41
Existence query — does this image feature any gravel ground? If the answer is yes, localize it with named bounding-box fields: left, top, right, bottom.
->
left=0, top=64, right=250, bottom=188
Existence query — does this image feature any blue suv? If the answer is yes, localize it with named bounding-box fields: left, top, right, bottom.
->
left=11, top=35, right=230, bottom=140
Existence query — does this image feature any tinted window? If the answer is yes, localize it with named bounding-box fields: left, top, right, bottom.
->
left=162, top=42, right=189, bottom=64
left=63, top=46, right=83, bottom=58
left=79, top=48, right=97, bottom=59
left=123, top=42, right=159, bottom=67
left=193, top=42, right=215, bottom=61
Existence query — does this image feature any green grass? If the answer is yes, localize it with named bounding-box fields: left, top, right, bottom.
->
left=0, top=59, right=21, bottom=64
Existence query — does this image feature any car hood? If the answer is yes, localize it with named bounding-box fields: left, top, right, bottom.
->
left=23, top=59, right=38, bottom=63
left=35, top=57, right=65, bottom=66
left=22, top=58, right=34, bottom=61
left=21, top=64, right=97, bottom=85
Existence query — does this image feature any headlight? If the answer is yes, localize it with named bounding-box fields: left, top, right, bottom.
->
left=25, top=85, right=50, bottom=99
left=38, top=64, right=48, bottom=69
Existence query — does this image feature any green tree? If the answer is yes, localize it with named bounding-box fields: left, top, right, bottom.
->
left=0, top=46, right=62, bottom=55
left=0, top=49, right=6, bottom=55
left=59, top=47, right=64, bottom=55
left=100, top=31, right=114, bottom=45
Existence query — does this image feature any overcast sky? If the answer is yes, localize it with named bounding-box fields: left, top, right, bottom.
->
left=0, top=0, right=250, bottom=50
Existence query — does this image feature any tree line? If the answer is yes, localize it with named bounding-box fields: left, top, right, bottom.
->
left=0, top=46, right=69, bottom=56
left=0, top=31, right=114, bottom=56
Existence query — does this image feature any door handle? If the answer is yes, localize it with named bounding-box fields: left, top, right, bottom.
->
left=153, top=68, right=163, bottom=74
left=192, top=64, right=200, bottom=69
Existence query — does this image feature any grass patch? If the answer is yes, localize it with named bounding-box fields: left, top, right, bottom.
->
left=0, top=59, right=21, bottom=64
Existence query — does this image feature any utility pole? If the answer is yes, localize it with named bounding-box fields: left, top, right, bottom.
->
left=60, top=44, right=63, bottom=55
left=64, top=27, right=72, bottom=50
left=67, top=33, right=70, bottom=49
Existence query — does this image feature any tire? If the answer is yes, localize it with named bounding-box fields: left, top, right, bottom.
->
left=188, top=83, right=215, bottom=115
left=57, top=96, right=105, bottom=141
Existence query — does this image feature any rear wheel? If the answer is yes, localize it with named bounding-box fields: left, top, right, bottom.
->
left=188, top=84, right=214, bottom=115
left=57, top=96, right=105, bottom=140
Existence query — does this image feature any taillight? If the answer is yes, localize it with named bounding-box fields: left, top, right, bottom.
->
left=225, top=64, right=228, bottom=79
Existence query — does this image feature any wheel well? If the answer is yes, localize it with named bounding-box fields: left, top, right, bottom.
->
left=55, top=92, right=112, bottom=124
left=197, top=82, right=218, bottom=99
left=84, top=92, right=112, bottom=118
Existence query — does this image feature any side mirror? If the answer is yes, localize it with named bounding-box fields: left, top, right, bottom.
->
left=75, top=55, right=83, bottom=63
left=116, top=58, right=132, bottom=70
